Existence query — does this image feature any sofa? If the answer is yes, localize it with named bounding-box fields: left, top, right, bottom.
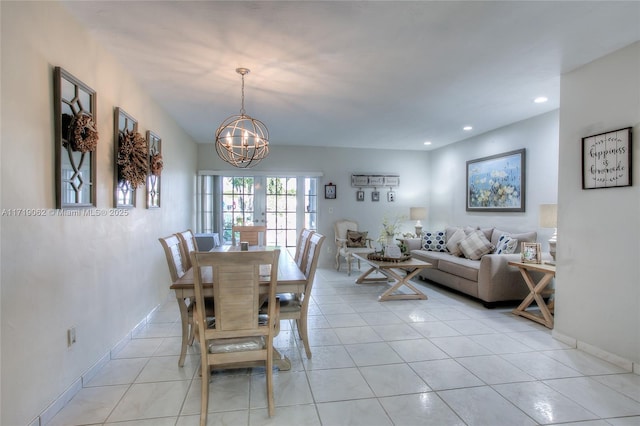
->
left=401, top=226, right=548, bottom=307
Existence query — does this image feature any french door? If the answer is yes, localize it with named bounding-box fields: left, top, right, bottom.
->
left=199, top=175, right=317, bottom=249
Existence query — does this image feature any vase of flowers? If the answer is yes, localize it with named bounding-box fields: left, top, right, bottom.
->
left=378, top=213, right=405, bottom=255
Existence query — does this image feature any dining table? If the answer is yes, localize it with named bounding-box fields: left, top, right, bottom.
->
left=170, top=245, right=306, bottom=370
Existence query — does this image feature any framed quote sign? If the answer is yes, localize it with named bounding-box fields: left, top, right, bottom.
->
left=582, top=127, right=632, bottom=189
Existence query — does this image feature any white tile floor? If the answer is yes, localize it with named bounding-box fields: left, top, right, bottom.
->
left=48, top=268, right=640, bottom=426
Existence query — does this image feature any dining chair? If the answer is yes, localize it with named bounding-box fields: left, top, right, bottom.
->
left=275, top=232, right=325, bottom=359
left=231, top=225, right=267, bottom=246
left=334, top=219, right=375, bottom=275
left=190, top=249, right=281, bottom=423
left=293, top=228, right=315, bottom=271
left=176, top=229, right=198, bottom=269
left=158, top=234, right=194, bottom=367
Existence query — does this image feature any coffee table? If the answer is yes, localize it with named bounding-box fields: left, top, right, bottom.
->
left=353, top=254, right=432, bottom=301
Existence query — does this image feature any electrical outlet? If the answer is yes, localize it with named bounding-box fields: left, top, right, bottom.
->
left=67, top=327, right=76, bottom=347
left=328, top=207, right=334, bottom=214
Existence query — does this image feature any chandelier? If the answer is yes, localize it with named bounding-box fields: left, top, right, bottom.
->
left=215, top=68, right=269, bottom=168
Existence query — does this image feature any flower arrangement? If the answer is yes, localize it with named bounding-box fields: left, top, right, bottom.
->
left=377, top=213, right=406, bottom=243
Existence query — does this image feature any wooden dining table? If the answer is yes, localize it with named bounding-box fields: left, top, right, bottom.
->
left=170, top=245, right=305, bottom=370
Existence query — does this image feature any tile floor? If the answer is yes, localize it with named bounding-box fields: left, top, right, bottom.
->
left=48, top=268, right=640, bottom=426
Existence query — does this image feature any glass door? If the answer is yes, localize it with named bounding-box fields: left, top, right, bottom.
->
left=205, top=175, right=317, bottom=248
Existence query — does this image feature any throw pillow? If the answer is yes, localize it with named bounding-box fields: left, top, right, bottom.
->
left=459, top=230, right=495, bottom=260
left=491, top=229, right=537, bottom=253
left=494, top=234, right=518, bottom=254
left=422, top=230, right=446, bottom=252
left=446, top=228, right=466, bottom=256
left=346, top=230, right=368, bottom=247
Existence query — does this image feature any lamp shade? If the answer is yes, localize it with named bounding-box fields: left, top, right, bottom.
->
left=539, top=204, right=557, bottom=228
left=410, top=207, right=427, bottom=221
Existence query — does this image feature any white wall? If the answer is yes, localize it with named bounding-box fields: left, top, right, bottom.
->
left=0, top=3, right=198, bottom=425
left=556, top=42, right=640, bottom=367
left=428, top=111, right=560, bottom=249
left=197, top=145, right=431, bottom=268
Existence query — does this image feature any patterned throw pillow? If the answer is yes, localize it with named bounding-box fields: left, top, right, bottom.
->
left=494, top=235, right=518, bottom=254
left=346, top=230, right=368, bottom=247
left=459, top=230, right=495, bottom=260
left=422, top=231, right=446, bottom=252
left=446, top=228, right=467, bottom=256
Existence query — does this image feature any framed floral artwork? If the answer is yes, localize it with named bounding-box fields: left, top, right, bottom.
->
left=466, top=149, right=525, bottom=212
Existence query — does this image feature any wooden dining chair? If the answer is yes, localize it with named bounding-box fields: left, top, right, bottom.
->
left=293, top=228, right=315, bottom=272
left=231, top=225, right=266, bottom=246
left=176, top=229, right=198, bottom=269
left=191, top=249, right=281, bottom=424
left=158, top=234, right=194, bottom=367
left=275, top=232, right=325, bottom=359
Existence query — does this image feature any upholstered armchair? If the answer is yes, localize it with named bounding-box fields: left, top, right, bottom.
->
left=334, top=219, right=375, bottom=275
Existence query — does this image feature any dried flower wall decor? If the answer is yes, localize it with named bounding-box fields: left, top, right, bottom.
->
left=114, top=107, right=138, bottom=207
left=66, top=113, right=99, bottom=153
left=150, top=152, right=163, bottom=176
left=117, top=129, right=149, bottom=188
left=54, top=67, right=97, bottom=208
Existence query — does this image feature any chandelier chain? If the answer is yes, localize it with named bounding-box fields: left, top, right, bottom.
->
left=240, top=73, right=246, bottom=116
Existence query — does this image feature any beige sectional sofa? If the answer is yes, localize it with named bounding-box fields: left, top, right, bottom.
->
left=401, top=226, right=547, bottom=307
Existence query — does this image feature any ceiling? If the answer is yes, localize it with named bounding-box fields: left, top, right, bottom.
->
left=62, top=1, right=640, bottom=151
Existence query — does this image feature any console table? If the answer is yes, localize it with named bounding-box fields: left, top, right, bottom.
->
left=508, top=261, right=556, bottom=328
left=353, top=254, right=432, bottom=301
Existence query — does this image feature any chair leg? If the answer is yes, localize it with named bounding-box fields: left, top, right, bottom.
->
left=298, top=315, right=312, bottom=359
left=347, top=253, right=352, bottom=276
left=266, top=342, right=275, bottom=417
left=200, top=363, right=210, bottom=426
left=335, top=251, right=341, bottom=271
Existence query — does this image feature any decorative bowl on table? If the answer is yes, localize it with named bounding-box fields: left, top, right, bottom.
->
left=367, top=253, right=412, bottom=263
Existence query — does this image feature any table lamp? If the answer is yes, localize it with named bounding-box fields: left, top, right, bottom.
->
left=410, top=207, right=427, bottom=237
left=539, top=204, right=557, bottom=264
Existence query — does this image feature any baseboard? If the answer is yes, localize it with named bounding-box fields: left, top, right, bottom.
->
left=37, top=302, right=162, bottom=425
left=552, top=330, right=638, bottom=374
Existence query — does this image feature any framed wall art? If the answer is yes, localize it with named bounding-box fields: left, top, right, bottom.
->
left=356, top=190, right=365, bottom=201
left=371, top=191, right=380, bottom=202
left=466, top=149, right=526, bottom=212
left=582, top=127, right=632, bottom=189
left=54, top=67, right=98, bottom=209
left=324, top=183, right=336, bottom=199
left=146, top=130, right=163, bottom=208
left=114, top=107, right=147, bottom=208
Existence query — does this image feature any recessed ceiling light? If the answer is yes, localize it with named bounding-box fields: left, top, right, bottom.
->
left=463, top=126, right=473, bottom=131
left=424, top=141, right=432, bottom=146
left=534, top=96, right=548, bottom=103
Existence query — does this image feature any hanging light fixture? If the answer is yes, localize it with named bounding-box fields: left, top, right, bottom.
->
left=215, top=67, right=269, bottom=168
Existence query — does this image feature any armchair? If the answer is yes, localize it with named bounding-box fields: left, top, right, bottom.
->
left=334, top=219, right=375, bottom=275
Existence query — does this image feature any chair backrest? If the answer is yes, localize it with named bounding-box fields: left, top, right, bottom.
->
left=191, top=250, right=280, bottom=339
left=302, top=232, right=325, bottom=296
left=176, top=229, right=198, bottom=269
left=334, top=220, right=358, bottom=241
left=294, top=228, right=315, bottom=270
left=232, top=225, right=267, bottom=246
left=158, top=234, right=188, bottom=282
